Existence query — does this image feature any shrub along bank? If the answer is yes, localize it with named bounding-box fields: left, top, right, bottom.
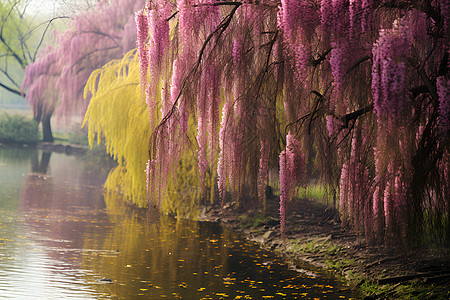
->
left=0, top=113, right=38, bottom=144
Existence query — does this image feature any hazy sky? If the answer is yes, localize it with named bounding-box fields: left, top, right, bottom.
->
left=23, top=0, right=61, bottom=17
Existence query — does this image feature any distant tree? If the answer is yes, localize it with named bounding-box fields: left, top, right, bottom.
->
left=0, top=0, right=68, bottom=141
left=20, top=0, right=143, bottom=142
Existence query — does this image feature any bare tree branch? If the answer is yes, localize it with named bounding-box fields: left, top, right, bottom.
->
left=0, top=0, right=20, bottom=37
left=31, top=16, right=70, bottom=61
left=0, top=66, right=22, bottom=89
left=0, top=81, right=22, bottom=96
left=313, top=48, right=332, bottom=67
left=343, top=103, right=374, bottom=127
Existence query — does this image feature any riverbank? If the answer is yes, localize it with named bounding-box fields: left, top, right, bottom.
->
left=37, top=142, right=88, bottom=155
left=199, top=196, right=450, bottom=299
left=0, top=141, right=89, bottom=155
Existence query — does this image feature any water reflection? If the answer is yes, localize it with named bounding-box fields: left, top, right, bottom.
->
left=1, top=147, right=109, bottom=299
left=0, top=147, right=357, bottom=299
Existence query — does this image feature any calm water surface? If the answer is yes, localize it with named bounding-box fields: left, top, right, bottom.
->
left=0, top=146, right=357, bottom=299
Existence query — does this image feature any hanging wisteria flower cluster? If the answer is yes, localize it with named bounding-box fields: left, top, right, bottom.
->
left=131, top=0, right=448, bottom=247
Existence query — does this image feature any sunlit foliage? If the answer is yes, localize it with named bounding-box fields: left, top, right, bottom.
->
left=84, top=50, right=149, bottom=207
left=84, top=50, right=199, bottom=216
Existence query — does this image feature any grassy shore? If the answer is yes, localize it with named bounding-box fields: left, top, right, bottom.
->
left=200, top=194, right=450, bottom=299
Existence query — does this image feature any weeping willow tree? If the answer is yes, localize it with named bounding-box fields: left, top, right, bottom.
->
left=83, top=50, right=199, bottom=217
left=84, top=0, right=449, bottom=248
left=83, top=50, right=148, bottom=206
left=133, top=0, right=448, bottom=248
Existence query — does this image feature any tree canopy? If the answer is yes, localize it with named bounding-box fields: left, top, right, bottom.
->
left=84, top=0, right=448, bottom=248
left=20, top=0, right=144, bottom=141
left=0, top=0, right=59, bottom=97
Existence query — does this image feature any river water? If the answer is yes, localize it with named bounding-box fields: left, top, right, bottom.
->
left=0, top=146, right=357, bottom=299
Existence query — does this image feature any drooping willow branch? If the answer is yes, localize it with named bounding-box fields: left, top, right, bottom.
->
left=346, top=55, right=371, bottom=74
left=308, top=91, right=325, bottom=134
left=149, top=2, right=242, bottom=160
left=67, top=46, right=121, bottom=73
left=330, top=103, right=375, bottom=147
left=438, top=51, right=448, bottom=76
left=409, top=58, right=439, bottom=102
left=284, top=91, right=325, bottom=139
left=256, top=30, right=278, bottom=92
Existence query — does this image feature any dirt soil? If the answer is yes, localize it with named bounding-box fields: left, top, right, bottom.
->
left=199, top=195, right=450, bottom=299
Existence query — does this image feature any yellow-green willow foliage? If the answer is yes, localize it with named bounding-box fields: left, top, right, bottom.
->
left=83, top=50, right=150, bottom=207
left=83, top=50, right=200, bottom=216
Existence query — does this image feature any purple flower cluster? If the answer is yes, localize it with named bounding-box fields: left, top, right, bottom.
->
left=258, top=139, right=270, bottom=203
left=320, top=0, right=347, bottom=33
left=280, top=0, right=317, bottom=42
left=371, top=19, right=412, bottom=126
left=232, top=39, right=244, bottom=65
left=136, top=9, right=149, bottom=99
left=217, top=102, right=232, bottom=204
left=149, top=7, right=171, bottom=83
left=326, top=115, right=343, bottom=136
left=320, top=0, right=333, bottom=30
left=294, top=44, right=311, bottom=85
left=279, top=132, right=306, bottom=234
left=439, top=0, right=449, bottom=31
left=437, top=76, right=449, bottom=135
left=330, top=41, right=348, bottom=93
left=361, top=0, right=373, bottom=33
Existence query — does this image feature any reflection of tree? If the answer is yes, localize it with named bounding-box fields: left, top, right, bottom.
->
left=15, top=152, right=110, bottom=299
left=20, top=151, right=108, bottom=266
left=0, top=146, right=37, bottom=163
left=80, top=191, right=232, bottom=299
left=0, top=147, right=38, bottom=211
left=31, top=151, right=51, bottom=174
left=81, top=192, right=348, bottom=299
left=21, top=151, right=107, bottom=210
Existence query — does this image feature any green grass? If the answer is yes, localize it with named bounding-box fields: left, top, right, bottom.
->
left=239, top=211, right=271, bottom=229
left=53, top=130, right=89, bottom=145
left=359, top=279, right=450, bottom=299
left=298, top=184, right=336, bottom=207
left=325, top=258, right=354, bottom=271
left=287, top=236, right=344, bottom=255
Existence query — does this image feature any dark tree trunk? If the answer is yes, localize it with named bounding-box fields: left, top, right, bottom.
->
left=42, top=114, right=54, bottom=143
